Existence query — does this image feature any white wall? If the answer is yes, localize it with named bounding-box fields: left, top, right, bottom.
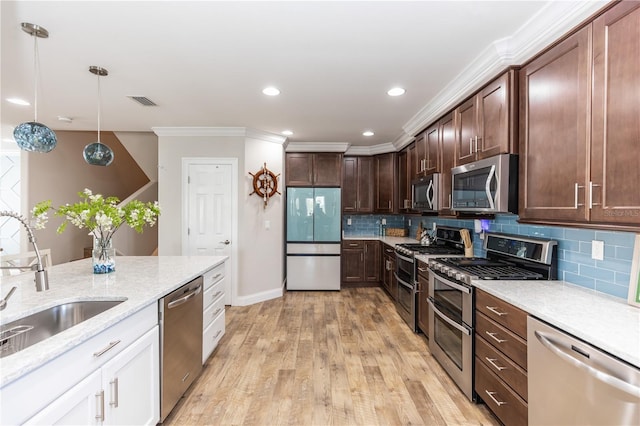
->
left=156, top=128, right=285, bottom=306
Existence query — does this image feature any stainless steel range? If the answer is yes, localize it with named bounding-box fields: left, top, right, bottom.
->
left=394, top=226, right=467, bottom=332
left=427, top=232, right=557, bottom=401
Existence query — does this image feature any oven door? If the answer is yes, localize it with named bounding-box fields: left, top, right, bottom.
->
left=428, top=270, right=474, bottom=401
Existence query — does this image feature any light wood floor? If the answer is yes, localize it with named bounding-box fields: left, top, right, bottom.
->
left=165, top=287, right=499, bottom=426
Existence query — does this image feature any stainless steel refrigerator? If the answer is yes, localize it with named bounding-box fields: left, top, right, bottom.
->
left=286, top=187, right=341, bottom=290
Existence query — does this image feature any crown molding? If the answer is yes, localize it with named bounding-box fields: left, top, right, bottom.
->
left=285, top=142, right=350, bottom=153
left=344, top=142, right=396, bottom=156
left=402, top=0, right=608, bottom=138
left=245, top=128, right=287, bottom=145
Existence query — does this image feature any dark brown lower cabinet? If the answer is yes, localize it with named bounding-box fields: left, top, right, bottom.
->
left=341, top=240, right=380, bottom=285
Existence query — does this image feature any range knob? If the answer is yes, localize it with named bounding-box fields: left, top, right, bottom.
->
left=456, top=272, right=464, bottom=280
left=447, top=269, right=456, bottom=277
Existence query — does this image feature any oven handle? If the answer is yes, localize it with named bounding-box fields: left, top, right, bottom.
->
left=431, top=271, right=471, bottom=294
left=395, top=252, right=414, bottom=264
left=428, top=298, right=471, bottom=336
left=394, top=273, right=413, bottom=290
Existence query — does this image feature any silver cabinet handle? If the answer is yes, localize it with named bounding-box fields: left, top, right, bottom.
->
left=93, top=340, right=121, bottom=357
left=474, top=136, right=479, bottom=153
left=95, top=390, right=105, bottom=421
left=213, top=273, right=222, bottom=280
left=589, top=181, right=601, bottom=208
left=534, top=331, right=640, bottom=398
left=349, top=243, right=359, bottom=247
left=417, top=267, right=428, bottom=272
left=574, top=183, right=585, bottom=208
left=485, top=390, right=506, bottom=406
left=486, top=306, right=507, bottom=316
left=485, top=357, right=507, bottom=371
left=109, top=377, right=119, bottom=407
left=212, top=308, right=223, bottom=317
left=485, top=331, right=507, bottom=344
left=214, top=330, right=223, bottom=339
left=213, top=290, right=222, bottom=299
left=469, top=138, right=474, bottom=155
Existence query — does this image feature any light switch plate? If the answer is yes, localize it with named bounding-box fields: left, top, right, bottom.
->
left=381, top=218, right=386, bottom=225
left=347, top=217, right=352, bottom=226
left=592, top=240, right=604, bottom=260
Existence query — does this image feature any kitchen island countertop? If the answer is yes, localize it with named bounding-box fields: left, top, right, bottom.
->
left=472, top=279, right=640, bottom=368
left=0, top=256, right=226, bottom=387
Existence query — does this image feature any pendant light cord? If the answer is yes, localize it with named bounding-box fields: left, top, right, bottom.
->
left=33, top=33, right=38, bottom=122
left=97, top=72, right=101, bottom=145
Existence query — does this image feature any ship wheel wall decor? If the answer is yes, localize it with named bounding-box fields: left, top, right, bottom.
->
left=249, top=162, right=281, bottom=208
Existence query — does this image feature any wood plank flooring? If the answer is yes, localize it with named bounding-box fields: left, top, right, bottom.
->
left=165, top=287, right=499, bottom=425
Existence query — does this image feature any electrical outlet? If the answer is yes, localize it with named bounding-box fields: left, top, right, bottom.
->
left=381, top=218, right=386, bottom=225
left=408, top=219, right=412, bottom=226
left=347, top=217, right=352, bottom=226
left=592, top=240, right=604, bottom=260
left=265, top=220, right=270, bottom=230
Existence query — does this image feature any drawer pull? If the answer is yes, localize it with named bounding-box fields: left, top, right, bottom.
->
left=213, top=308, right=223, bottom=317
left=109, top=377, right=119, bottom=407
left=93, top=340, right=121, bottom=357
left=485, top=331, right=507, bottom=344
left=213, top=291, right=223, bottom=299
left=349, top=243, right=359, bottom=247
left=214, top=330, right=223, bottom=338
left=417, top=267, right=428, bottom=272
left=485, top=390, right=507, bottom=406
left=486, top=306, right=507, bottom=316
left=485, top=357, right=507, bottom=371
left=213, top=273, right=222, bottom=280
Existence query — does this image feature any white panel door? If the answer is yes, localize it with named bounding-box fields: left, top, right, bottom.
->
left=185, top=161, right=233, bottom=304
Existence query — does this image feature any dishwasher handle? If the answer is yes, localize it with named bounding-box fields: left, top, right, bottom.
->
left=534, top=330, right=640, bottom=399
left=167, top=284, right=202, bottom=309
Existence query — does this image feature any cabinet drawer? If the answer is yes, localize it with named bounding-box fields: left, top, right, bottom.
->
left=203, top=279, right=224, bottom=309
left=416, top=260, right=429, bottom=280
left=203, top=312, right=225, bottom=363
left=382, top=244, right=395, bottom=256
left=203, top=262, right=225, bottom=291
left=475, top=358, right=528, bottom=426
left=476, top=312, right=527, bottom=370
left=476, top=334, right=528, bottom=401
left=203, top=294, right=225, bottom=330
left=476, top=289, right=527, bottom=339
left=342, top=240, right=364, bottom=249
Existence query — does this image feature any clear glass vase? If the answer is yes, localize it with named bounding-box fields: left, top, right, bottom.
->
left=92, top=237, right=115, bottom=274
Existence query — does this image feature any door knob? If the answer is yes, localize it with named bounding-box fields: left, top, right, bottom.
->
left=220, top=240, right=231, bottom=245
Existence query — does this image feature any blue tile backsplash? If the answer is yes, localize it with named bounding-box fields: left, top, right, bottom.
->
left=343, top=213, right=638, bottom=300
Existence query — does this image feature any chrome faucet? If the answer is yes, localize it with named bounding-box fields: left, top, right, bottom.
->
left=0, top=211, right=49, bottom=291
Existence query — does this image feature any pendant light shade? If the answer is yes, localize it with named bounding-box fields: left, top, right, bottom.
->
left=13, top=23, right=57, bottom=153
left=83, top=66, right=114, bottom=166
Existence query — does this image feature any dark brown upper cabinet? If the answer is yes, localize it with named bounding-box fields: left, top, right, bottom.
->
left=285, top=153, right=342, bottom=187
left=342, top=156, right=374, bottom=213
left=375, top=152, right=397, bottom=214
left=454, top=70, right=518, bottom=166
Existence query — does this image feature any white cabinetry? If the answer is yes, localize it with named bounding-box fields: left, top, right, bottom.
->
left=202, top=262, right=226, bottom=363
left=1, top=304, right=158, bottom=425
left=25, top=326, right=159, bottom=425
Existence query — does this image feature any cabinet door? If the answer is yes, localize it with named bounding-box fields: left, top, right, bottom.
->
left=357, top=157, right=374, bottom=213
left=313, top=153, right=342, bottom=186
left=375, top=153, right=396, bottom=213
left=342, top=157, right=358, bottom=212
left=519, top=26, right=591, bottom=223
left=477, top=72, right=513, bottom=160
left=364, top=241, right=380, bottom=282
left=590, top=1, right=640, bottom=225
left=425, top=124, right=440, bottom=173
left=285, top=153, right=314, bottom=186
left=415, top=132, right=427, bottom=176
left=103, top=326, right=160, bottom=425
left=455, top=97, right=478, bottom=165
left=342, top=246, right=364, bottom=282
left=408, top=143, right=417, bottom=181
left=416, top=271, right=429, bottom=337
left=397, top=150, right=410, bottom=211
left=439, top=112, right=456, bottom=215
left=25, top=371, right=102, bottom=425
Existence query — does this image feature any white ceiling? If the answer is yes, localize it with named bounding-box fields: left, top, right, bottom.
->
left=1, top=1, right=607, bottom=150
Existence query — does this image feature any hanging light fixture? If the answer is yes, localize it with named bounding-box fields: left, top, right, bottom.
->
left=83, top=66, right=114, bottom=166
left=13, top=23, right=57, bottom=153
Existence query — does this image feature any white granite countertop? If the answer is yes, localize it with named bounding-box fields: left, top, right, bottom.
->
left=0, top=256, right=226, bottom=387
left=472, top=279, right=640, bottom=368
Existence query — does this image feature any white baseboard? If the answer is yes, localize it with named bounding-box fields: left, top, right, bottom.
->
left=234, top=285, right=284, bottom=306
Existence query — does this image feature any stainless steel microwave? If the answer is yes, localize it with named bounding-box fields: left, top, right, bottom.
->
left=412, top=173, right=441, bottom=212
left=451, top=154, right=518, bottom=213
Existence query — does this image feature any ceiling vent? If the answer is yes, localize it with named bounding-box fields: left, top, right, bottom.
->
left=128, top=96, right=157, bottom=106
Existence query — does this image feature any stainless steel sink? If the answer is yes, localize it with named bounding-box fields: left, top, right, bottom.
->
left=0, top=299, right=125, bottom=358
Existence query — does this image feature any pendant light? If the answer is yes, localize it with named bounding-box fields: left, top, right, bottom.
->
left=13, top=23, right=57, bottom=153
left=83, top=66, right=114, bottom=166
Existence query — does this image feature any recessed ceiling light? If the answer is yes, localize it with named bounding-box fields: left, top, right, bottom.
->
left=363, top=131, right=374, bottom=137
left=387, top=87, right=406, bottom=97
left=7, top=98, right=30, bottom=106
left=262, top=87, right=280, bottom=96
left=282, top=130, right=293, bottom=136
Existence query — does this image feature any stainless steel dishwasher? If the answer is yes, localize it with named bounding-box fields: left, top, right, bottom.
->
left=528, top=316, right=640, bottom=425
left=159, top=276, right=203, bottom=422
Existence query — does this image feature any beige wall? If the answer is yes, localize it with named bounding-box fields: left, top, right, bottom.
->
left=26, top=131, right=150, bottom=264
left=157, top=129, right=285, bottom=305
